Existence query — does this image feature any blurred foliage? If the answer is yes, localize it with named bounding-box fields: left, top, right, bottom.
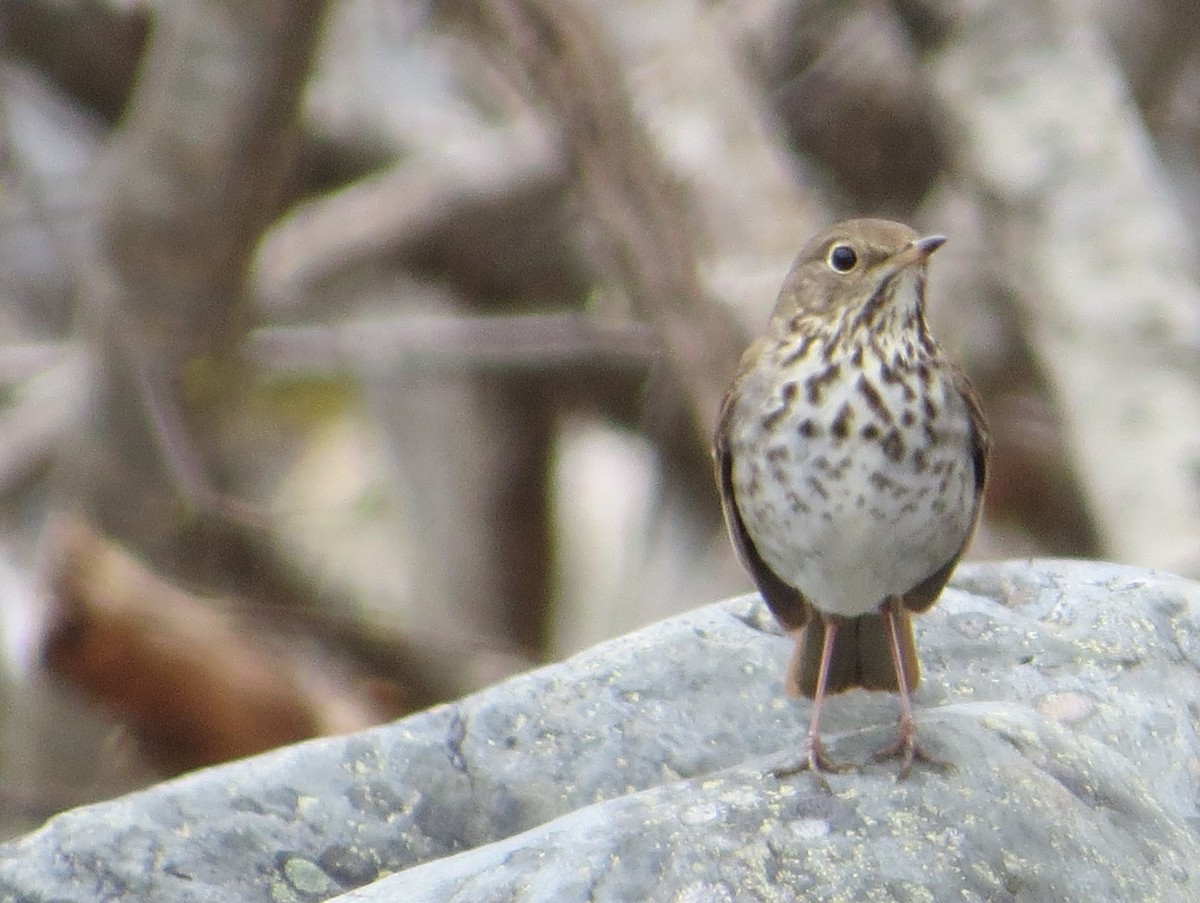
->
left=0, top=0, right=1198, bottom=835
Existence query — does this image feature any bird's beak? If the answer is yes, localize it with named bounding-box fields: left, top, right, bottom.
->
left=888, top=234, right=946, bottom=272
left=913, top=234, right=947, bottom=257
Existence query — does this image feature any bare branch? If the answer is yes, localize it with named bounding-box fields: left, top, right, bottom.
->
left=249, top=311, right=658, bottom=376
left=445, top=0, right=748, bottom=440
left=253, top=123, right=563, bottom=309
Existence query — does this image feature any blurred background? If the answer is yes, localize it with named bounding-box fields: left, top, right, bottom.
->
left=1, top=0, right=1199, bottom=838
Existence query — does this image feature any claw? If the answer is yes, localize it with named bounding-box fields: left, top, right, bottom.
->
left=772, top=735, right=854, bottom=790
left=774, top=735, right=853, bottom=777
left=872, top=720, right=951, bottom=779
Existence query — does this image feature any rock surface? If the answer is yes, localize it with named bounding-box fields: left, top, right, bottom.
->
left=2, top=560, right=1200, bottom=901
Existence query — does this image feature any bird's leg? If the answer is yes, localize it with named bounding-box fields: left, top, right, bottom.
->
left=872, top=596, right=946, bottom=777
left=774, top=614, right=852, bottom=781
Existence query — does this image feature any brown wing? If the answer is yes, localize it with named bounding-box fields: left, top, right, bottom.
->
left=902, top=368, right=991, bottom=613
left=714, top=392, right=810, bottom=631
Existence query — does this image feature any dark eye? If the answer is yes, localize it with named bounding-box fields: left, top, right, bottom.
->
left=828, top=244, right=858, bottom=272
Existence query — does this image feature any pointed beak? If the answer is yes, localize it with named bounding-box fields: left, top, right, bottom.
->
left=885, top=234, right=946, bottom=273
left=913, top=234, right=947, bottom=257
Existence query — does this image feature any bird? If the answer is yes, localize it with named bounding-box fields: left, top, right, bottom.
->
left=713, top=218, right=989, bottom=777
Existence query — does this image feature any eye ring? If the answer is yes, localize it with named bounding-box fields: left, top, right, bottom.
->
left=827, top=243, right=858, bottom=273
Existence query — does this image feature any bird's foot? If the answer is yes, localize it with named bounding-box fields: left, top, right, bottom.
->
left=872, top=724, right=951, bottom=779
left=772, top=736, right=853, bottom=788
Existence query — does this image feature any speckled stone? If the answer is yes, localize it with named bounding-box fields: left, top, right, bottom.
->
left=2, top=560, right=1199, bottom=901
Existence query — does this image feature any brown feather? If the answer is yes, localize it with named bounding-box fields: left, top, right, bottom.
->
left=902, top=364, right=990, bottom=613
left=714, top=388, right=809, bottom=631
left=786, top=610, right=919, bottom=699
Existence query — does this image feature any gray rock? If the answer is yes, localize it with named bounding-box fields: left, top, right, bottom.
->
left=1, top=560, right=1199, bottom=901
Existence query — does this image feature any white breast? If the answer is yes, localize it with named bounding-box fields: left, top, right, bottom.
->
left=728, top=347, right=976, bottom=617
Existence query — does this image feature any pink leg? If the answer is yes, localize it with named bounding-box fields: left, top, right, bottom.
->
left=873, top=597, right=943, bottom=778
left=775, top=614, right=851, bottom=779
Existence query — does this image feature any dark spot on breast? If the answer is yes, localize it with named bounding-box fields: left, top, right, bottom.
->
left=916, top=363, right=932, bottom=387
left=869, top=471, right=893, bottom=491
left=807, top=476, right=829, bottom=500
left=856, top=375, right=892, bottom=424
left=781, top=334, right=816, bottom=367
left=826, top=323, right=847, bottom=356
left=870, top=470, right=910, bottom=498
left=900, top=409, right=915, bottom=428
left=923, top=397, right=938, bottom=420
left=799, top=419, right=820, bottom=438
left=786, top=491, right=809, bottom=513
left=924, top=423, right=940, bottom=444
left=881, top=364, right=917, bottom=401
left=746, top=474, right=760, bottom=495
left=861, top=423, right=881, bottom=441
left=806, top=363, right=842, bottom=406
left=918, top=319, right=935, bottom=354
left=852, top=281, right=893, bottom=333
left=831, top=403, right=853, bottom=441
left=881, top=429, right=905, bottom=462
left=765, top=446, right=789, bottom=463
left=912, top=448, right=928, bottom=472
left=782, top=382, right=798, bottom=403
left=761, top=407, right=787, bottom=431
left=813, top=455, right=830, bottom=471
left=851, top=345, right=864, bottom=367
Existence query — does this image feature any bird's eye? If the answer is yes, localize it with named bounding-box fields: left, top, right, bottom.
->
left=828, top=244, right=858, bottom=273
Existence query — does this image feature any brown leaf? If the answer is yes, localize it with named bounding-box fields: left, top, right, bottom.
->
left=42, top=517, right=408, bottom=774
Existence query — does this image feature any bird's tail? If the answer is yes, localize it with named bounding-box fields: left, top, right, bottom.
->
left=785, top=610, right=919, bottom=698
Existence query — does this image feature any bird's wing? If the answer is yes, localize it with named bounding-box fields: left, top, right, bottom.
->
left=902, top=366, right=990, bottom=613
left=714, top=392, right=811, bottom=630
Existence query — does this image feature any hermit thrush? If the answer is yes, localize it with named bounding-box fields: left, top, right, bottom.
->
left=714, top=219, right=989, bottom=777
